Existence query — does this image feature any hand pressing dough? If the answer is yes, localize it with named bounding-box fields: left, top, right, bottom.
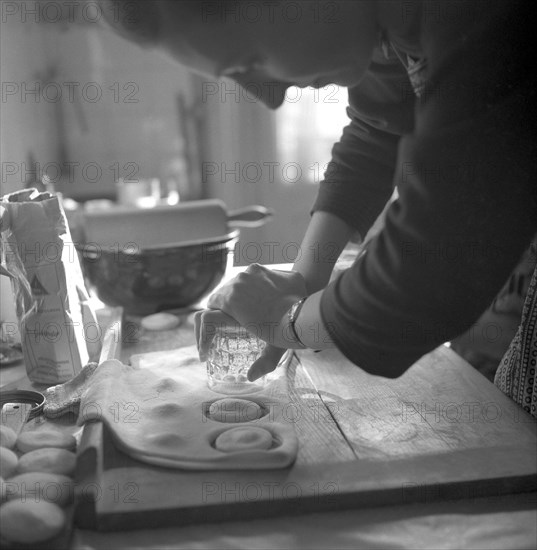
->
left=6, top=472, right=74, bottom=507
left=16, top=430, right=76, bottom=453
left=0, top=500, right=65, bottom=544
left=0, top=425, right=17, bottom=449
left=17, top=448, right=76, bottom=476
left=215, top=426, right=273, bottom=453
left=0, top=447, right=18, bottom=479
left=208, top=398, right=264, bottom=423
left=141, top=312, right=181, bottom=331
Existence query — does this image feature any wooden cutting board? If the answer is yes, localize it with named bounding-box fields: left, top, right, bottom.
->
left=74, top=339, right=537, bottom=531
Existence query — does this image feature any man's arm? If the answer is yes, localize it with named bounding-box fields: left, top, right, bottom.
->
left=295, top=45, right=415, bottom=293
left=292, top=211, right=354, bottom=293
left=248, top=49, right=416, bottom=377
left=317, top=0, right=537, bottom=377
left=311, top=46, right=415, bottom=240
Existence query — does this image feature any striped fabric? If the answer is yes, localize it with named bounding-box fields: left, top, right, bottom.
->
left=495, top=256, right=537, bottom=419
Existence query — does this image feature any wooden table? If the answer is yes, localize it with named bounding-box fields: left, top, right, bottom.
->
left=1, top=264, right=537, bottom=549
left=75, top=325, right=537, bottom=548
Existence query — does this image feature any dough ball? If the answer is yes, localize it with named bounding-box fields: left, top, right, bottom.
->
left=17, top=448, right=76, bottom=476
left=16, top=430, right=76, bottom=453
left=141, top=312, right=181, bottom=331
left=215, top=426, right=273, bottom=453
left=0, top=500, right=65, bottom=544
left=6, top=472, right=74, bottom=507
left=208, top=398, right=264, bottom=423
left=0, top=425, right=17, bottom=449
left=0, top=447, right=18, bottom=479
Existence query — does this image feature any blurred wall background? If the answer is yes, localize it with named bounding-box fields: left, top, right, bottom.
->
left=0, top=0, right=351, bottom=327
left=0, top=5, right=201, bottom=201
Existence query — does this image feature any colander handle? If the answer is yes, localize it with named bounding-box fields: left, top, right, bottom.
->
left=227, top=205, right=274, bottom=228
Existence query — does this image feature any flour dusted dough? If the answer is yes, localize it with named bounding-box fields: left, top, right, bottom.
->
left=0, top=447, right=17, bottom=479
left=16, top=430, right=76, bottom=453
left=17, top=448, right=76, bottom=476
left=207, top=398, right=264, bottom=423
left=0, top=425, right=17, bottom=449
left=78, top=348, right=298, bottom=470
left=0, top=500, right=65, bottom=544
left=6, top=472, right=74, bottom=507
left=215, top=426, right=273, bottom=452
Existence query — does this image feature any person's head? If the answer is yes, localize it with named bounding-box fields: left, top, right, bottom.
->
left=98, top=0, right=379, bottom=108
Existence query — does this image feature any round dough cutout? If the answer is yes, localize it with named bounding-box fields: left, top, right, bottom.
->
left=0, top=425, right=17, bottom=449
left=6, top=472, right=74, bottom=507
left=141, top=312, right=181, bottom=331
left=16, top=430, right=76, bottom=453
left=0, top=447, right=18, bottom=479
left=207, top=398, right=264, bottom=423
left=0, top=500, right=65, bottom=544
left=17, top=448, right=76, bottom=476
left=215, top=426, right=273, bottom=452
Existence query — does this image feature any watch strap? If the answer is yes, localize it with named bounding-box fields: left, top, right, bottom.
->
left=287, top=297, right=308, bottom=348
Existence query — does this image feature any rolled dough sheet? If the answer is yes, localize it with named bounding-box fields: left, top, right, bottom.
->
left=78, top=346, right=298, bottom=470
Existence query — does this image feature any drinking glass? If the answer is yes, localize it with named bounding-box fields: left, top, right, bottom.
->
left=206, top=327, right=266, bottom=394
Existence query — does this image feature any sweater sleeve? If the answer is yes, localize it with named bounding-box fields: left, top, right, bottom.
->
left=320, top=0, right=537, bottom=376
left=312, top=47, right=416, bottom=240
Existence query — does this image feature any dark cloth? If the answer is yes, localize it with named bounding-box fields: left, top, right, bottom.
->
left=451, top=241, right=536, bottom=382
left=315, top=0, right=537, bottom=377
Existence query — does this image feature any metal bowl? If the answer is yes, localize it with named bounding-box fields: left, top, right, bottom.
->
left=77, top=231, right=238, bottom=316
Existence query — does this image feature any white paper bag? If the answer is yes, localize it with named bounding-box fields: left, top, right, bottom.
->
left=0, top=189, right=98, bottom=384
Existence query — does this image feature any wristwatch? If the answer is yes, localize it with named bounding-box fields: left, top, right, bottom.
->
left=287, top=297, right=308, bottom=348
